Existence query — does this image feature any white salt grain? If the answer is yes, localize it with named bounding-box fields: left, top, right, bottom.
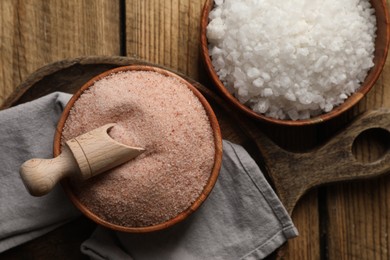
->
left=207, top=0, right=377, bottom=120
left=62, top=71, right=215, bottom=227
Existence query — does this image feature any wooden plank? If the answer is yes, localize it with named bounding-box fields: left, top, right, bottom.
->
left=327, top=179, right=390, bottom=259
left=0, top=0, right=121, bottom=106
left=125, top=0, right=204, bottom=80
left=277, top=193, right=321, bottom=259
left=0, top=0, right=121, bottom=258
left=326, top=1, right=390, bottom=258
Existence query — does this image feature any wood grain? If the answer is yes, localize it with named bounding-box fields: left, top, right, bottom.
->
left=0, top=0, right=389, bottom=259
left=324, top=1, right=390, bottom=258
left=125, top=0, right=204, bottom=80
left=278, top=193, right=321, bottom=260
left=247, top=109, right=390, bottom=215
left=0, top=0, right=121, bottom=106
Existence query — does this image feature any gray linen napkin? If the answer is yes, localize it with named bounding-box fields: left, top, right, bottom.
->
left=81, top=140, right=298, bottom=260
left=0, top=92, right=79, bottom=253
left=0, top=92, right=298, bottom=259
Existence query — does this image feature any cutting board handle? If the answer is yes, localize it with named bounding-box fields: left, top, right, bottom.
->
left=256, top=108, right=390, bottom=214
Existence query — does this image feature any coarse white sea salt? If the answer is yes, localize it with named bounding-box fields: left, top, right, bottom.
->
left=207, top=0, right=377, bottom=120
left=62, top=70, right=215, bottom=227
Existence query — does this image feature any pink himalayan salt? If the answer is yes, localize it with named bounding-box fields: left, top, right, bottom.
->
left=61, top=70, right=215, bottom=227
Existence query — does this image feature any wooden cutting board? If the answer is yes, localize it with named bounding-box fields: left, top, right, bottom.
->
left=2, top=56, right=390, bottom=259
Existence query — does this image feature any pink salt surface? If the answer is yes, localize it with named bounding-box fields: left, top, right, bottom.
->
left=61, top=70, right=215, bottom=227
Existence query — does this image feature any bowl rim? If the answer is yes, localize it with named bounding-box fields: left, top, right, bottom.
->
left=200, top=0, right=390, bottom=126
left=54, top=65, right=223, bottom=233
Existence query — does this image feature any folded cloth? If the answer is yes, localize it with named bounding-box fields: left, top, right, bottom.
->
left=81, top=140, right=298, bottom=260
left=0, top=92, right=298, bottom=259
left=0, top=92, right=80, bottom=253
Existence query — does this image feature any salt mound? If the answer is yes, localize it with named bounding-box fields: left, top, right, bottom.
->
left=207, top=0, right=377, bottom=120
left=62, top=71, right=215, bottom=227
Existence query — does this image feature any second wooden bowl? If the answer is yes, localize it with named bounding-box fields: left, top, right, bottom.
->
left=200, top=0, right=390, bottom=126
left=54, top=65, right=223, bottom=233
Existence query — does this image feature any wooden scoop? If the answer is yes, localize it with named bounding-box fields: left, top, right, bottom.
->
left=20, top=123, right=145, bottom=197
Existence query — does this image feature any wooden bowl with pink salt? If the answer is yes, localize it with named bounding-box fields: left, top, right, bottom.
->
left=54, top=65, right=223, bottom=233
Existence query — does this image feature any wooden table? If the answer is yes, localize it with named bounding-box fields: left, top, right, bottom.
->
left=1, top=1, right=390, bottom=259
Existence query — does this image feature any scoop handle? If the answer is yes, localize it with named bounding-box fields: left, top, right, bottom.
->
left=20, top=146, right=79, bottom=196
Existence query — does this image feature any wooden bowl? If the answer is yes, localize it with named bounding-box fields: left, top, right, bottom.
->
left=54, top=65, right=223, bottom=233
left=200, top=0, right=390, bottom=126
